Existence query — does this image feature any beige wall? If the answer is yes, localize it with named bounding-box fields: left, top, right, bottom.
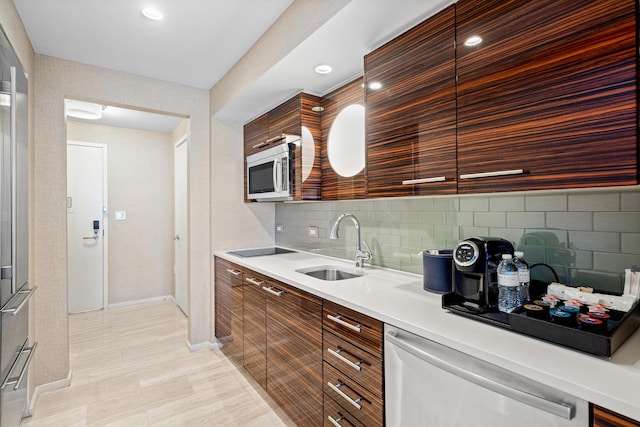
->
left=67, top=121, right=173, bottom=305
left=34, top=55, right=210, bottom=386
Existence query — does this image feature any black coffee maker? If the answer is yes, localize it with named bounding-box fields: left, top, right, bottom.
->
left=452, top=237, right=514, bottom=312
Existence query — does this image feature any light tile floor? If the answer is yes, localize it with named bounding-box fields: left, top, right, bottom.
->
left=21, top=301, right=292, bottom=427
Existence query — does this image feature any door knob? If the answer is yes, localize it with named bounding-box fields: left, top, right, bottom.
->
left=174, top=234, right=180, bottom=241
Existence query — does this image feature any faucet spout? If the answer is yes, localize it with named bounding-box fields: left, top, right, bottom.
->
left=330, top=213, right=372, bottom=268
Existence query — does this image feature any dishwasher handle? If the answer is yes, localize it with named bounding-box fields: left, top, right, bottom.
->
left=385, top=330, right=576, bottom=420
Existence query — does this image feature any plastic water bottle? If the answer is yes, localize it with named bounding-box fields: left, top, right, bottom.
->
left=513, top=251, right=530, bottom=304
left=498, top=254, right=520, bottom=313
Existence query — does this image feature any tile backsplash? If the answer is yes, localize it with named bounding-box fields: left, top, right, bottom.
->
left=275, top=188, right=640, bottom=294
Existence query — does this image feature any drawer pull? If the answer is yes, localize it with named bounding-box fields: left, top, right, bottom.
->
left=245, top=277, right=263, bottom=286
left=327, top=314, right=361, bottom=333
left=328, top=347, right=362, bottom=371
left=401, top=176, right=446, bottom=185
left=262, top=286, right=283, bottom=297
left=459, top=169, right=524, bottom=180
left=328, top=381, right=363, bottom=410
left=266, top=134, right=286, bottom=144
left=225, top=268, right=242, bottom=276
left=328, top=415, right=355, bottom=427
left=252, top=141, right=268, bottom=149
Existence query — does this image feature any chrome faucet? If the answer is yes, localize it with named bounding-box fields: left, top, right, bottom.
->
left=330, top=213, right=372, bottom=268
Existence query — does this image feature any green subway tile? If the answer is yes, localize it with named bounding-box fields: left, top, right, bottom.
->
left=546, top=212, right=592, bottom=231
left=525, top=194, right=567, bottom=211
left=568, top=193, right=619, bottom=212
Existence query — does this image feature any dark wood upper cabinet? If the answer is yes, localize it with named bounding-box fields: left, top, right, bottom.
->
left=365, top=4, right=458, bottom=198
left=243, top=92, right=322, bottom=201
left=456, top=0, right=638, bottom=193
left=266, top=280, right=323, bottom=426
left=321, top=77, right=367, bottom=200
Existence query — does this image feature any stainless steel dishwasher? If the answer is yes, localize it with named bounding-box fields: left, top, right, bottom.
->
left=384, top=325, right=589, bottom=426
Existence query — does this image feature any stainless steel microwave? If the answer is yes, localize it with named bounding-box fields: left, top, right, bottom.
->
left=246, top=135, right=299, bottom=201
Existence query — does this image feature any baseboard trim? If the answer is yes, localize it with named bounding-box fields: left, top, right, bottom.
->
left=186, top=340, right=216, bottom=352
left=108, top=295, right=173, bottom=309
left=27, top=369, right=73, bottom=416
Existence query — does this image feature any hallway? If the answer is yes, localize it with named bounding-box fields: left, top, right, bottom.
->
left=21, top=301, right=290, bottom=426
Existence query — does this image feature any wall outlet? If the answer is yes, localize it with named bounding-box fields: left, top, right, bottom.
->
left=308, top=226, right=319, bottom=238
left=276, top=224, right=284, bottom=234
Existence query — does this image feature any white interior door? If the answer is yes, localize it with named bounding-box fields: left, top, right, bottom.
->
left=67, top=142, right=107, bottom=313
left=174, top=137, right=188, bottom=315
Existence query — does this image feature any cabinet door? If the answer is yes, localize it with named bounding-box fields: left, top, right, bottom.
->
left=214, top=258, right=244, bottom=365
left=592, top=405, right=640, bottom=427
left=242, top=271, right=267, bottom=389
left=365, top=5, right=457, bottom=198
left=269, top=95, right=301, bottom=138
left=456, top=0, right=637, bottom=193
left=321, top=77, right=367, bottom=200
left=244, top=113, right=269, bottom=156
left=266, top=280, right=323, bottom=427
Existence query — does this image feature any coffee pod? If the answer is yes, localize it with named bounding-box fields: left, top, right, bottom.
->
left=533, top=300, right=552, bottom=316
left=550, top=309, right=574, bottom=326
left=559, top=305, right=580, bottom=323
left=579, top=317, right=606, bottom=334
left=588, top=311, right=610, bottom=328
left=524, top=304, right=545, bottom=319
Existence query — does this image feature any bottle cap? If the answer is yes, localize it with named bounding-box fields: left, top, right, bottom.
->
left=502, top=254, right=512, bottom=259
left=514, top=251, right=524, bottom=258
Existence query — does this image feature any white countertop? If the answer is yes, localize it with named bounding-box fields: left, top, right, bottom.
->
left=214, top=248, right=640, bottom=421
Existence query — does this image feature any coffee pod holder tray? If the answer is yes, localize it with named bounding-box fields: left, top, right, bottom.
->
left=442, top=280, right=640, bottom=357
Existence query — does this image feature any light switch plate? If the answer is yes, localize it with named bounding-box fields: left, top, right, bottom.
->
left=115, top=211, right=126, bottom=221
left=276, top=224, right=284, bottom=234
left=308, top=226, right=319, bottom=238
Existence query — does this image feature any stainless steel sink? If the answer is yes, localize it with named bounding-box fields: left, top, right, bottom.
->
left=295, top=265, right=363, bottom=281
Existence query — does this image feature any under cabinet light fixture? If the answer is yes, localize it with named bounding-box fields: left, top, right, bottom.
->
left=142, top=7, right=163, bottom=20
left=314, top=64, right=333, bottom=74
left=368, top=81, right=383, bottom=90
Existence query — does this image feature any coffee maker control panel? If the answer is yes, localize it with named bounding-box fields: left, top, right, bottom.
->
left=453, top=240, right=480, bottom=269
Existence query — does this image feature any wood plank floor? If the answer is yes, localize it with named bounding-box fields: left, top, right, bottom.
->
left=21, top=301, right=292, bottom=426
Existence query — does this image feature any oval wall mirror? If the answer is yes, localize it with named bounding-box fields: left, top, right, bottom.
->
left=327, top=104, right=365, bottom=177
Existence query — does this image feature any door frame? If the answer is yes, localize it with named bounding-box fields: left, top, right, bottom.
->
left=173, top=134, right=188, bottom=315
left=66, top=140, right=109, bottom=310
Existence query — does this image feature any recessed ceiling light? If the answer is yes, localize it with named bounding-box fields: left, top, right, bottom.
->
left=368, top=81, right=383, bottom=90
left=314, top=64, right=333, bottom=75
left=464, top=35, right=482, bottom=47
left=142, top=7, right=163, bottom=20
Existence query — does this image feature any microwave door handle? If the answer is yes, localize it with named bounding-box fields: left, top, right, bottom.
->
left=273, top=159, right=282, bottom=192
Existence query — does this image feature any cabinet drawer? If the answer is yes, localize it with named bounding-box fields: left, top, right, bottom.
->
left=323, top=331, right=382, bottom=397
left=323, top=300, right=383, bottom=357
left=323, top=362, right=383, bottom=427
left=324, top=394, right=366, bottom=427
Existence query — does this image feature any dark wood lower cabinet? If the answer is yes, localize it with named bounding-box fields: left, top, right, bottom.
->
left=592, top=405, right=640, bottom=427
left=214, top=257, right=243, bottom=366
left=266, top=280, right=323, bottom=426
left=242, top=271, right=267, bottom=389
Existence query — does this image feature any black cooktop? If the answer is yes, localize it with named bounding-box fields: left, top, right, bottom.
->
left=227, top=247, right=296, bottom=258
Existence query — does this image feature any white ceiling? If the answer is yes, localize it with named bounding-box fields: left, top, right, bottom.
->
left=14, top=0, right=453, bottom=132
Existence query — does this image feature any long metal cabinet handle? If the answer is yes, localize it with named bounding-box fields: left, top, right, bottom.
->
left=12, top=341, right=36, bottom=391
left=1, top=340, right=37, bottom=391
left=245, top=277, right=263, bottom=286
left=327, top=348, right=362, bottom=371
left=385, top=331, right=575, bottom=420
left=327, top=415, right=354, bottom=427
left=225, top=268, right=241, bottom=276
left=266, top=134, right=286, bottom=144
left=262, top=286, right=283, bottom=297
left=459, top=169, right=524, bottom=180
left=2, top=285, right=37, bottom=316
left=327, top=314, right=361, bottom=333
left=402, top=176, right=446, bottom=185
left=10, top=66, right=17, bottom=295
left=327, top=381, right=363, bottom=410
left=252, top=141, right=267, bottom=149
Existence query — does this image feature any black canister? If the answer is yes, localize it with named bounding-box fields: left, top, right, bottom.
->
left=422, top=250, right=453, bottom=294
